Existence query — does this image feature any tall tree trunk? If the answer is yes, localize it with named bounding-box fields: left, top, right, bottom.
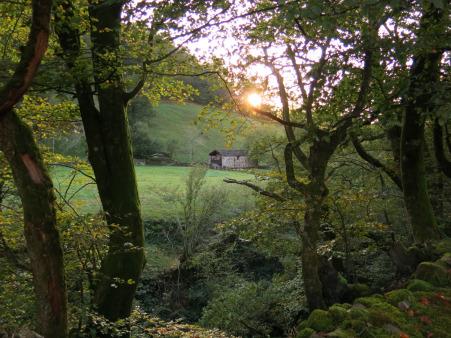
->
left=89, top=2, right=145, bottom=322
left=400, top=2, right=445, bottom=242
left=0, top=111, right=67, bottom=338
left=56, top=0, right=145, bottom=328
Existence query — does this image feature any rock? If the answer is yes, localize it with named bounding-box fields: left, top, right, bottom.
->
left=398, top=301, right=410, bottom=311
left=383, top=323, right=402, bottom=334
left=415, top=261, right=450, bottom=287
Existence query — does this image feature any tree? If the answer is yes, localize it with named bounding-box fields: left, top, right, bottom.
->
left=55, top=0, right=228, bottom=331
left=212, top=1, right=384, bottom=310
left=55, top=0, right=145, bottom=328
left=0, top=0, right=68, bottom=336
left=400, top=1, right=447, bottom=242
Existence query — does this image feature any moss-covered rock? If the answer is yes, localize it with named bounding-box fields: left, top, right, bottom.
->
left=341, top=319, right=367, bottom=333
left=407, top=278, right=434, bottom=291
left=349, top=305, right=369, bottom=320
left=415, top=261, right=450, bottom=286
left=296, top=327, right=315, bottom=338
left=438, top=252, right=451, bottom=267
left=434, top=238, right=451, bottom=255
left=367, top=302, right=404, bottom=326
left=328, top=304, right=348, bottom=322
left=354, top=295, right=384, bottom=308
left=326, top=327, right=357, bottom=337
left=385, top=289, right=415, bottom=306
left=306, top=309, right=335, bottom=332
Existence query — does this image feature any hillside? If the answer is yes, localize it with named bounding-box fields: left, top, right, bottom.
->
left=54, top=101, right=282, bottom=163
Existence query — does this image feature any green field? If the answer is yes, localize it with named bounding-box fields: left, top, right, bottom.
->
left=51, top=165, right=257, bottom=219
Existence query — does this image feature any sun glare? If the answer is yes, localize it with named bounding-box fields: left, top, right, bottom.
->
left=247, top=93, right=262, bottom=107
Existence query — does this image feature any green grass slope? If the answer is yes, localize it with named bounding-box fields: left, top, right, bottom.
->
left=54, top=101, right=282, bottom=163
left=148, top=102, right=280, bottom=163
left=52, top=165, right=257, bottom=220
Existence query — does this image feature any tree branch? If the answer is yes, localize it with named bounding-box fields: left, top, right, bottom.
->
left=223, top=178, right=286, bottom=201
left=350, top=133, right=402, bottom=190
left=0, top=0, right=52, bottom=117
left=284, top=142, right=307, bottom=193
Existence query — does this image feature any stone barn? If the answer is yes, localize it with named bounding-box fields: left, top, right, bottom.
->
left=208, top=149, right=256, bottom=169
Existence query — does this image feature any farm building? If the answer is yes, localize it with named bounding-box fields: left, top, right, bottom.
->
left=208, top=149, right=256, bottom=169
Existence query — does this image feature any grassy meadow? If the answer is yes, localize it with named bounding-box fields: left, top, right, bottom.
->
left=51, top=165, right=257, bottom=220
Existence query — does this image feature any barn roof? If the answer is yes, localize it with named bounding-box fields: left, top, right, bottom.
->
left=209, top=149, right=248, bottom=157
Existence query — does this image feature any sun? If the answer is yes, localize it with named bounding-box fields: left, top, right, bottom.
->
left=247, top=92, right=262, bottom=107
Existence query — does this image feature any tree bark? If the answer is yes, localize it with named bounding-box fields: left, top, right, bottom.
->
left=0, top=111, right=67, bottom=338
left=0, top=0, right=67, bottom=335
left=400, top=2, right=445, bottom=242
left=56, top=0, right=145, bottom=328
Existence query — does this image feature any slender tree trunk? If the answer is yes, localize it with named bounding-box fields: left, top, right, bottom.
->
left=0, top=111, right=67, bottom=338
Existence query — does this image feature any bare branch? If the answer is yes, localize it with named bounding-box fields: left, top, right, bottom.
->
left=251, top=107, right=305, bottom=128
left=284, top=142, right=307, bottom=193
left=305, top=39, right=330, bottom=118
left=223, top=178, right=286, bottom=202
left=350, top=133, right=402, bottom=190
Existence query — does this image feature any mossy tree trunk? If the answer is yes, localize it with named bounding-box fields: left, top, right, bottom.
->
left=88, top=0, right=145, bottom=322
left=400, top=1, right=446, bottom=242
left=0, top=111, right=67, bottom=338
left=56, top=0, right=145, bottom=328
left=285, top=137, right=339, bottom=310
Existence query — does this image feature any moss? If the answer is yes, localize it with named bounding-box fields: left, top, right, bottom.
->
left=296, top=327, right=315, bottom=338
left=434, top=238, right=451, bottom=255
left=367, top=302, right=404, bottom=326
left=326, top=327, right=357, bottom=337
left=385, top=289, right=415, bottom=305
left=341, top=319, right=367, bottom=333
left=348, top=283, right=371, bottom=298
left=349, top=306, right=369, bottom=320
left=354, top=295, right=384, bottom=308
left=438, top=253, right=451, bottom=267
left=415, top=261, right=450, bottom=286
left=328, top=304, right=349, bottom=323
left=306, top=309, right=335, bottom=332
left=407, top=279, right=434, bottom=292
